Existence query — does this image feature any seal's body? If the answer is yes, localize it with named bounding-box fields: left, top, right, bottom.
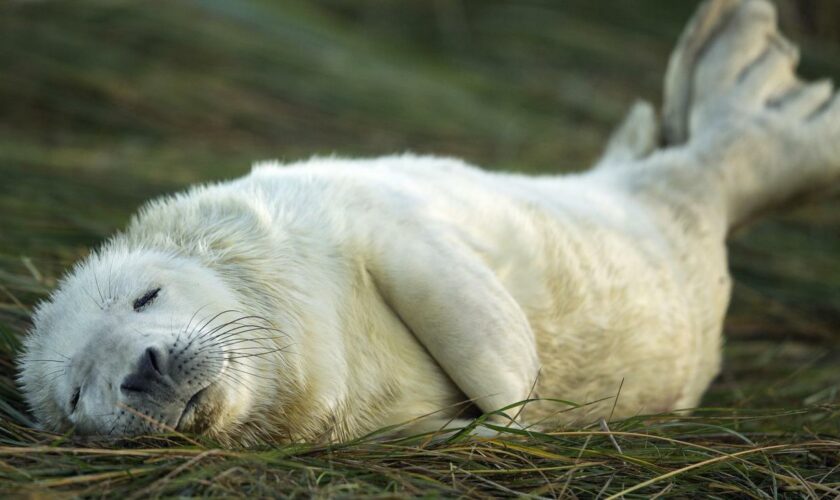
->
left=19, top=0, right=840, bottom=445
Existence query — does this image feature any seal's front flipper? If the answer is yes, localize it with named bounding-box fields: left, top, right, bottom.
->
left=367, top=225, right=540, bottom=417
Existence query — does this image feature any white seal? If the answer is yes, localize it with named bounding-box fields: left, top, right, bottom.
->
left=18, top=0, right=840, bottom=445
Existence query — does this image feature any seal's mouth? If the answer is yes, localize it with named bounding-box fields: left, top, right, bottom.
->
left=176, top=386, right=210, bottom=431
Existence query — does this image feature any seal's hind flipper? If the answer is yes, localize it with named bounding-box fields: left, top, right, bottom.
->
left=656, top=0, right=840, bottom=227
left=662, top=0, right=746, bottom=145
left=595, top=100, right=658, bottom=168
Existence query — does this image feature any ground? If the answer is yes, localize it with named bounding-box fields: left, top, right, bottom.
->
left=0, top=0, right=838, bottom=497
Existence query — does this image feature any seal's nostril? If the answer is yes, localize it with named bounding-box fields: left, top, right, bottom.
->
left=120, top=346, right=168, bottom=396
left=145, top=347, right=162, bottom=375
left=120, top=380, right=143, bottom=393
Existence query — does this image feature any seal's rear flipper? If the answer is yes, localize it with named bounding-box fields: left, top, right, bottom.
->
left=597, top=0, right=749, bottom=166
left=595, top=100, right=658, bottom=168
left=661, top=0, right=743, bottom=146
left=655, top=0, right=840, bottom=227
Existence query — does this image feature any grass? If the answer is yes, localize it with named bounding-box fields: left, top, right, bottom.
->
left=1, top=0, right=839, bottom=496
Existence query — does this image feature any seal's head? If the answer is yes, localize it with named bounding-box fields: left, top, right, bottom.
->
left=18, top=246, right=281, bottom=439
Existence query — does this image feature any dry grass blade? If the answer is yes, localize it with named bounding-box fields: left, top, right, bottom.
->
left=606, top=443, right=840, bottom=499
left=33, top=468, right=156, bottom=488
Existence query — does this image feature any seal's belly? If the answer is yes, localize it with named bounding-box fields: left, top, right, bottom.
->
left=493, top=217, right=697, bottom=423
left=447, top=176, right=730, bottom=423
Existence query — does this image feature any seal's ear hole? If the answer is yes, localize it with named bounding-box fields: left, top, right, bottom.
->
left=133, top=287, right=161, bottom=312
left=70, top=387, right=80, bottom=412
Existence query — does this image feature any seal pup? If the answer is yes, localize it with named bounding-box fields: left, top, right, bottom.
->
left=18, top=0, right=840, bottom=445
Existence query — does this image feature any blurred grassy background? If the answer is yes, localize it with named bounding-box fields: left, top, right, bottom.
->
left=0, top=0, right=838, bottom=496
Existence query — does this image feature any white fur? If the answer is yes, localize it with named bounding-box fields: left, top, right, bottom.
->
left=18, top=0, right=840, bottom=444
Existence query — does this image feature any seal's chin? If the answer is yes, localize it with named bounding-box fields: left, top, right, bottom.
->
left=176, top=383, right=222, bottom=433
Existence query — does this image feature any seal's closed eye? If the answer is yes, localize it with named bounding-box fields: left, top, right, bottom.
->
left=69, top=387, right=80, bottom=413
left=133, top=288, right=161, bottom=312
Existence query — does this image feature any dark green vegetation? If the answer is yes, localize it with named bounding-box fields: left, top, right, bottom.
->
left=1, top=0, right=838, bottom=496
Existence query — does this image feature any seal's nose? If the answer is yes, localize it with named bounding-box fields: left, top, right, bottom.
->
left=120, top=347, right=167, bottom=395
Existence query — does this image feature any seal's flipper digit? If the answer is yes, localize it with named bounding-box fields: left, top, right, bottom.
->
left=596, top=100, right=657, bottom=167
left=729, top=33, right=798, bottom=108
left=775, top=79, right=833, bottom=119
left=662, top=0, right=794, bottom=143
left=367, top=227, right=540, bottom=416
left=662, top=0, right=742, bottom=145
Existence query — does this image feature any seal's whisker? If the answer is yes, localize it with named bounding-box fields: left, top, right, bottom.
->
left=222, top=345, right=285, bottom=352
left=107, top=258, right=115, bottom=302
left=199, top=311, right=266, bottom=335
left=217, top=364, right=276, bottom=382
left=195, top=360, right=257, bottom=393
left=177, top=303, right=211, bottom=345
left=44, top=348, right=70, bottom=361
left=106, top=411, right=122, bottom=437
left=197, top=323, right=276, bottom=346
left=42, top=373, right=67, bottom=385
left=81, top=286, right=103, bottom=310
left=211, top=326, right=289, bottom=345
left=215, top=366, right=250, bottom=386
left=92, top=269, right=106, bottom=307
left=184, top=317, right=251, bottom=355
left=221, top=371, right=275, bottom=385
left=201, top=319, right=275, bottom=335
left=209, top=336, right=290, bottom=351
left=180, top=309, right=241, bottom=351
left=200, top=355, right=276, bottom=385
left=197, top=332, right=273, bottom=353
left=200, top=330, right=286, bottom=350
left=225, top=343, right=299, bottom=360
left=188, top=309, right=241, bottom=341
left=184, top=310, right=215, bottom=340
left=218, top=371, right=266, bottom=397
left=214, top=374, right=258, bottom=399
left=47, top=349, right=70, bottom=360
left=191, top=313, right=241, bottom=340
left=225, top=346, right=292, bottom=361
left=204, top=323, right=286, bottom=341
left=44, top=372, right=67, bottom=384
left=195, top=315, right=274, bottom=343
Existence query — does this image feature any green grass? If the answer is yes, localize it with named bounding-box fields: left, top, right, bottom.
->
left=1, top=0, right=839, bottom=496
